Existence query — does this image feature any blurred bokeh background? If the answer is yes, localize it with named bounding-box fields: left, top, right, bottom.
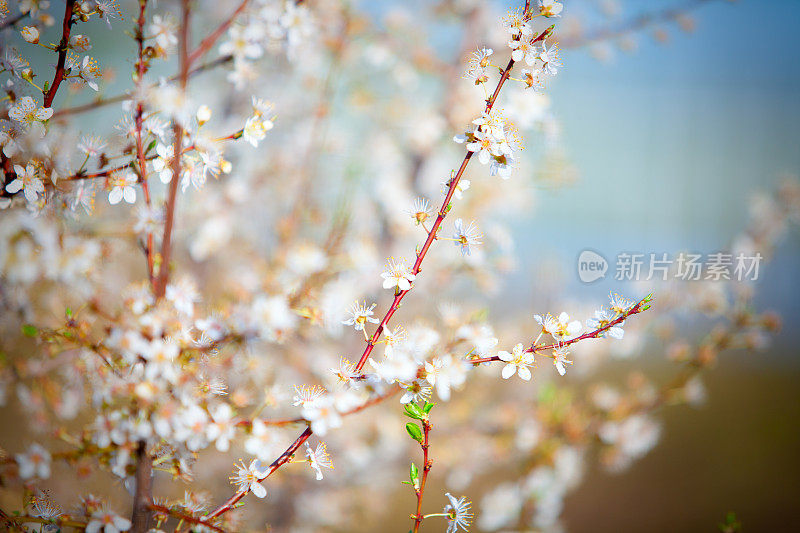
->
left=2, top=0, right=799, bottom=531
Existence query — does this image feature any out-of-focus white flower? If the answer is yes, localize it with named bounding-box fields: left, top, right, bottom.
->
left=599, top=414, right=661, bottom=471
left=133, top=204, right=164, bottom=237
left=85, top=508, right=131, bottom=533
left=242, top=97, right=274, bottom=147
left=478, top=483, right=523, bottom=531
left=15, top=443, right=51, bottom=480
left=219, top=24, right=264, bottom=60
left=206, top=403, right=236, bottom=452
left=301, top=394, right=342, bottom=436
left=424, top=355, right=469, bottom=401
left=292, top=384, right=326, bottom=407
left=166, top=278, right=199, bottom=317
left=78, top=135, right=107, bottom=159
left=245, top=419, right=278, bottom=461
left=251, top=294, right=297, bottom=341
left=369, top=351, right=418, bottom=383
left=196, top=104, right=212, bottom=125
left=150, top=14, right=177, bottom=52
left=539, top=0, right=563, bottom=18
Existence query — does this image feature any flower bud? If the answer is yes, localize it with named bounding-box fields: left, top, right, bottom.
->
left=70, top=34, right=92, bottom=52
left=21, top=26, right=40, bottom=44
left=196, top=105, right=212, bottom=126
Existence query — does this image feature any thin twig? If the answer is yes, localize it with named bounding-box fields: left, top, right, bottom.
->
left=154, top=0, right=191, bottom=299
left=187, top=0, right=251, bottom=66
left=52, top=56, right=234, bottom=118
left=561, top=0, right=717, bottom=49
left=411, top=419, right=432, bottom=533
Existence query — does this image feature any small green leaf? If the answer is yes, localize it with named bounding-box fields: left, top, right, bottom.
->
left=65, top=307, right=73, bottom=319
left=21, top=325, right=38, bottom=337
left=422, top=402, right=435, bottom=415
left=405, top=422, right=423, bottom=443
left=409, top=462, right=419, bottom=484
left=403, top=403, right=425, bottom=420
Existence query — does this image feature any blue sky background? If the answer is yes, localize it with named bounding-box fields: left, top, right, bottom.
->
left=504, top=0, right=800, bottom=349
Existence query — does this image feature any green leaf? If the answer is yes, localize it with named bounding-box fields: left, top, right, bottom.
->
left=409, top=462, right=419, bottom=484
left=405, top=422, right=423, bottom=443
left=65, top=307, right=73, bottom=319
left=21, top=325, right=38, bottom=337
left=403, top=403, right=425, bottom=420
left=422, top=402, right=435, bottom=415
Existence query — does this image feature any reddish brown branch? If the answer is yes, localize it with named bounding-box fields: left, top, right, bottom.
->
left=43, top=0, right=77, bottom=108
left=130, top=441, right=153, bottom=533
left=154, top=0, right=190, bottom=300
left=203, top=427, right=313, bottom=524
left=468, top=295, right=651, bottom=365
left=149, top=504, right=226, bottom=532
left=411, top=419, right=432, bottom=533
left=353, top=23, right=552, bottom=374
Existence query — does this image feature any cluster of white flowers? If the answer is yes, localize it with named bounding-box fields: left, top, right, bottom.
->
left=219, top=0, right=315, bottom=88
left=455, top=110, right=521, bottom=178
left=0, top=0, right=784, bottom=531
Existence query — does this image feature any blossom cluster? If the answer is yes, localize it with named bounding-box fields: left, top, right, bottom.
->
left=0, top=0, right=790, bottom=532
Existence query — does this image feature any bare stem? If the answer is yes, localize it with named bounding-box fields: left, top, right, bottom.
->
left=43, top=0, right=77, bottom=107
left=130, top=441, right=153, bottom=533
left=411, top=419, right=432, bottom=533
left=134, top=0, right=155, bottom=287
left=154, top=0, right=191, bottom=299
